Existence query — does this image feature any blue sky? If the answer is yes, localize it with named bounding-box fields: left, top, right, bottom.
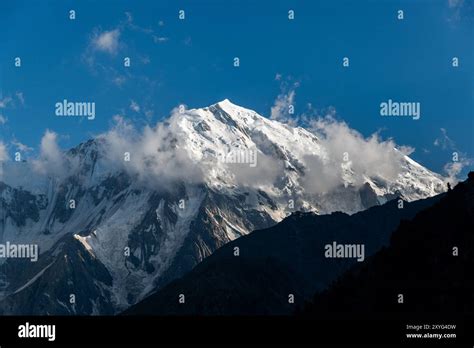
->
left=0, top=0, right=472, bottom=176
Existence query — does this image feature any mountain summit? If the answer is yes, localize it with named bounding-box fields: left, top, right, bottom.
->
left=0, top=100, right=445, bottom=314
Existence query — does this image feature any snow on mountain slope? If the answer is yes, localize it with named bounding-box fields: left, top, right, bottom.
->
left=168, top=99, right=444, bottom=212
left=0, top=99, right=446, bottom=314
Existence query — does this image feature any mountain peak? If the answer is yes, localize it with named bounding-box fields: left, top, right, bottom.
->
left=212, top=98, right=254, bottom=117
left=216, top=98, right=233, bottom=106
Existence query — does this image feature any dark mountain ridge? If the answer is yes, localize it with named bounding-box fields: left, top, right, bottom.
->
left=124, top=190, right=445, bottom=315
left=301, top=172, right=474, bottom=319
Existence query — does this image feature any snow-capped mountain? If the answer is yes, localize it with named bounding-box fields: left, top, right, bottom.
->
left=0, top=100, right=446, bottom=314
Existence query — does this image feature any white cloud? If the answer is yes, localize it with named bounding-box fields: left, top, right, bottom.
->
left=398, top=145, right=415, bottom=156
left=271, top=89, right=296, bottom=121
left=1, top=97, right=455, bottom=198
left=267, top=80, right=425, bottom=193
left=0, top=93, right=25, bottom=125
left=32, top=130, right=72, bottom=178
left=92, top=29, right=121, bottom=55
left=97, top=109, right=204, bottom=190
left=112, top=76, right=127, bottom=86
left=83, top=14, right=160, bottom=86
left=0, top=96, right=12, bottom=108
left=153, top=36, right=169, bottom=43
left=229, top=151, right=285, bottom=187
left=124, top=11, right=153, bottom=34
left=270, top=86, right=297, bottom=124
left=130, top=100, right=140, bottom=113
left=447, top=0, right=466, bottom=22
left=434, top=128, right=472, bottom=182
left=434, top=128, right=456, bottom=150
left=12, top=139, right=33, bottom=152
left=270, top=76, right=301, bottom=125
left=443, top=158, right=471, bottom=183
left=300, top=116, right=411, bottom=193
left=15, top=92, right=25, bottom=106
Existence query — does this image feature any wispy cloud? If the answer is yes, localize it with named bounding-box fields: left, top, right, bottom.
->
left=153, top=36, right=169, bottom=43
left=91, top=29, right=121, bottom=55
left=270, top=77, right=300, bottom=125
left=125, top=11, right=153, bottom=34
left=267, top=79, right=424, bottom=193
left=97, top=108, right=204, bottom=190
left=32, top=130, right=76, bottom=178
left=434, top=127, right=456, bottom=150
left=444, top=159, right=471, bottom=182
left=83, top=12, right=164, bottom=88
left=12, top=139, right=33, bottom=152
left=15, top=92, right=25, bottom=106
left=446, top=0, right=471, bottom=22
left=112, top=75, right=127, bottom=87
left=433, top=128, right=472, bottom=181
left=82, top=26, right=130, bottom=88
left=124, top=11, right=168, bottom=43
left=0, top=96, right=12, bottom=108
left=130, top=100, right=141, bottom=113
left=300, top=116, right=414, bottom=193
left=0, top=93, right=25, bottom=124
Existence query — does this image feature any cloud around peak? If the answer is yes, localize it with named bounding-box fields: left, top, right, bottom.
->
left=0, top=98, right=452, bottom=198
left=300, top=116, right=413, bottom=193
